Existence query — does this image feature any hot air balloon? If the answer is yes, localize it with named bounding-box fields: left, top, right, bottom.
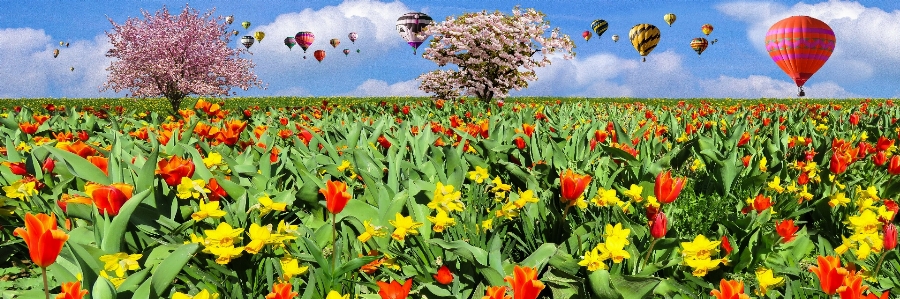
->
left=241, top=21, right=251, bottom=29
left=629, top=24, right=660, bottom=62
left=356, top=49, right=360, bottom=53
left=233, top=30, right=239, bottom=36
left=314, top=50, right=326, bottom=63
left=53, top=49, right=59, bottom=58
left=765, top=16, right=835, bottom=97
left=241, top=35, right=255, bottom=49
left=701, top=24, right=714, bottom=36
left=295, top=32, right=315, bottom=53
left=65, top=43, right=69, bottom=47
left=711, top=38, right=718, bottom=45
left=582, top=31, right=592, bottom=42
left=343, top=49, right=350, bottom=56
left=330, top=38, right=340, bottom=48
left=254, top=31, right=265, bottom=43
left=59, top=41, right=64, bottom=46
left=612, top=34, right=619, bottom=42
left=70, top=67, right=74, bottom=72
left=591, top=19, right=608, bottom=38
left=284, top=37, right=296, bottom=50
left=348, top=32, right=358, bottom=44
left=225, top=15, right=234, bottom=25
left=396, top=12, right=434, bottom=54
left=690, top=37, right=708, bottom=57
left=664, top=13, right=676, bottom=27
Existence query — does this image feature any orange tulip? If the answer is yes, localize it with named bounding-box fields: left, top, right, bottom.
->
left=775, top=219, right=799, bottom=243
left=809, top=255, right=847, bottom=295
left=654, top=170, right=685, bottom=204
left=505, top=265, right=544, bottom=299
left=889, top=156, right=900, bottom=175
left=320, top=180, right=352, bottom=215
left=156, top=155, right=196, bottom=186
left=742, top=194, right=773, bottom=214
left=207, top=178, right=228, bottom=201
left=32, top=114, right=50, bottom=125
left=377, top=278, right=412, bottom=299
left=737, top=132, right=750, bottom=147
left=559, top=169, right=591, bottom=204
left=838, top=274, right=867, bottom=299
left=265, top=282, right=297, bottom=299
left=86, top=155, right=109, bottom=176
left=19, top=122, right=39, bottom=134
left=863, top=291, right=890, bottom=299
left=13, top=213, right=69, bottom=268
left=710, top=279, right=749, bottom=299
left=89, top=183, right=134, bottom=216
left=53, top=131, right=73, bottom=142
left=483, top=286, right=511, bottom=299
left=56, top=281, right=89, bottom=299
left=62, top=141, right=97, bottom=158
left=434, top=265, right=454, bottom=285
left=57, top=194, right=93, bottom=213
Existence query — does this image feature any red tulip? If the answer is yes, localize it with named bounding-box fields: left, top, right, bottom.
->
left=377, top=135, right=392, bottom=149
left=873, top=151, right=887, bottom=166
left=3, top=161, right=28, bottom=176
left=19, top=122, right=39, bottom=135
left=377, top=278, right=412, bottom=299
left=433, top=265, right=454, bottom=285
left=721, top=235, right=733, bottom=255
left=89, top=183, right=134, bottom=216
left=877, top=136, right=894, bottom=152
left=849, top=113, right=859, bottom=125
left=265, top=282, right=297, bottom=299
left=559, top=169, right=591, bottom=204
left=77, top=130, right=89, bottom=142
left=889, top=156, right=900, bottom=175
left=87, top=155, right=109, bottom=176
left=320, top=180, right=352, bottom=215
left=650, top=212, right=667, bottom=239
left=884, top=200, right=899, bottom=223
left=741, top=155, right=751, bottom=168
left=514, top=137, right=526, bottom=150
left=710, top=279, right=749, bottom=299
left=56, top=281, right=89, bottom=299
left=737, top=132, right=750, bottom=147
left=156, top=155, right=196, bottom=186
left=809, top=255, right=847, bottom=295
left=775, top=219, right=799, bottom=243
left=505, top=265, right=544, bottom=299
left=885, top=223, right=897, bottom=251
left=654, top=170, right=685, bottom=204
left=42, top=157, right=55, bottom=173
left=863, top=291, right=890, bottom=299
left=830, top=152, right=849, bottom=175
left=207, top=178, right=228, bottom=201
left=13, top=213, right=69, bottom=268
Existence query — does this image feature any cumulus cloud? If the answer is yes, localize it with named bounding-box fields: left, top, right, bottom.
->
left=716, top=0, right=900, bottom=84
left=699, top=75, right=859, bottom=98
left=344, top=79, right=425, bottom=96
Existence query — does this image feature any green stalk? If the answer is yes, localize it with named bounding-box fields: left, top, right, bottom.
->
left=642, top=238, right=659, bottom=269
left=873, top=250, right=888, bottom=279
left=332, top=214, right=337, bottom=275
left=42, top=266, right=50, bottom=299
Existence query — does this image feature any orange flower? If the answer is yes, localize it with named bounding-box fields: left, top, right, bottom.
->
left=32, top=114, right=50, bottom=125
left=207, top=178, right=228, bottom=201
left=57, top=194, right=93, bottom=213
left=889, top=156, right=900, bottom=176
left=2, top=161, right=28, bottom=176
left=56, top=281, right=89, bottom=299
left=710, top=279, right=749, bottom=299
left=737, top=132, right=750, bottom=147
left=809, top=255, right=847, bottom=295
left=654, top=170, right=685, bottom=204
left=320, top=180, right=352, bottom=215
left=838, top=274, right=867, bottom=299
left=559, top=169, right=591, bottom=204
left=62, top=141, right=97, bottom=158
left=86, top=155, right=109, bottom=176
left=742, top=194, right=773, bottom=214
left=775, top=219, right=799, bottom=243
left=433, top=265, right=453, bottom=285
left=19, top=122, right=39, bottom=134
left=505, top=265, right=544, bottom=299
left=377, top=278, right=412, bottom=299
left=265, top=282, right=297, bottom=299
left=88, top=183, right=134, bottom=216
left=13, top=213, right=69, bottom=268
left=194, top=122, right=212, bottom=138
left=278, top=129, right=293, bottom=139
left=483, top=286, right=511, bottom=299
left=864, top=291, right=890, bottom=299
left=156, top=155, right=196, bottom=186
left=53, top=131, right=73, bottom=142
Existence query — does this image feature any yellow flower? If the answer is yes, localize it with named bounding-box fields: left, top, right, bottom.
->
left=690, top=159, right=704, bottom=172
left=468, top=166, right=489, bottom=183
left=578, top=248, right=609, bottom=271
left=208, top=245, right=243, bottom=265
left=202, top=152, right=223, bottom=169
left=848, top=210, right=880, bottom=235
left=815, top=123, right=828, bottom=132
left=797, top=185, right=813, bottom=202
left=389, top=213, right=423, bottom=243
left=176, top=177, right=210, bottom=200
left=191, top=200, right=227, bottom=221
left=491, top=176, right=511, bottom=193
left=203, top=222, right=244, bottom=248
left=2, top=180, right=37, bottom=200
left=877, top=205, right=895, bottom=223
left=860, top=131, right=868, bottom=141
left=428, top=182, right=464, bottom=213
left=16, top=141, right=31, bottom=152
left=427, top=209, right=457, bottom=233
left=257, top=194, right=287, bottom=215
left=325, top=291, right=350, bottom=299
left=99, top=253, right=142, bottom=277
left=861, top=185, right=879, bottom=200
left=759, top=156, right=768, bottom=172
left=624, top=184, right=643, bottom=202
left=596, top=239, right=630, bottom=264
left=245, top=223, right=278, bottom=254
left=645, top=195, right=660, bottom=211
left=99, top=270, right=126, bottom=289
left=497, top=200, right=520, bottom=220
left=766, top=176, right=784, bottom=193
left=481, top=218, right=493, bottom=231
left=684, top=257, right=722, bottom=277
left=173, top=289, right=219, bottom=299
left=676, top=133, right=689, bottom=143
left=829, top=192, right=849, bottom=208
left=513, top=189, right=538, bottom=208
left=357, top=220, right=386, bottom=243
left=280, top=256, right=309, bottom=280
left=337, top=160, right=352, bottom=172
left=604, top=223, right=631, bottom=246
left=755, top=268, right=784, bottom=295
left=592, top=188, right=621, bottom=207
left=785, top=181, right=798, bottom=193
left=681, top=235, right=720, bottom=260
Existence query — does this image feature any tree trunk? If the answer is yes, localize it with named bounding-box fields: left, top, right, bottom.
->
left=167, top=94, right=184, bottom=117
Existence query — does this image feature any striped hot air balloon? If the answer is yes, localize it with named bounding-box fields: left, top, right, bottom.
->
left=664, top=13, right=676, bottom=27
left=701, top=24, right=714, bottom=36
left=284, top=37, right=296, bottom=50
left=582, top=31, right=592, bottom=42
left=612, top=34, right=619, bottom=42
left=629, top=24, right=660, bottom=62
left=765, top=16, right=836, bottom=97
left=690, top=37, right=708, bottom=57
left=396, top=12, right=434, bottom=54
left=241, top=36, right=255, bottom=49
left=591, top=19, right=608, bottom=38
left=330, top=38, right=340, bottom=48
left=295, top=32, right=315, bottom=53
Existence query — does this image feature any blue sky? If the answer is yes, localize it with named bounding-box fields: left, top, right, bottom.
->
left=1, top=0, right=899, bottom=99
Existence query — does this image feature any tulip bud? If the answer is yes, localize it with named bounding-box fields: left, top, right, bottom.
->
left=849, top=113, right=860, bottom=125
left=42, top=157, right=55, bottom=173
left=650, top=212, right=668, bottom=239
left=874, top=151, right=888, bottom=166
left=890, top=156, right=900, bottom=176
left=885, top=223, right=897, bottom=251
left=5, top=162, right=28, bottom=176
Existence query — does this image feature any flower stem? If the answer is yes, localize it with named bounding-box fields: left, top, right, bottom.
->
left=873, top=251, right=888, bottom=279
left=331, top=214, right=337, bottom=275
left=41, top=266, right=50, bottom=299
left=642, top=238, right=659, bottom=269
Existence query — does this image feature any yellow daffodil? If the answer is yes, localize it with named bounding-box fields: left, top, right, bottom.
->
left=604, top=223, right=631, bottom=246
left=325, top=291, right=350, bottom=299
left=592, top=188, right=621, bottom=207
left=208, top=245, right=243, bottom=265
left=427, top=209, right=457, bottom=233
left=2, top=180, right=37, bottom=200
left=848, top=210, right=880, bottom=235
left=280, top=256, right=309, bottom=280
left=684, top=257, right=722, bottom=277
left=428, top=182, right=464, bottom=213
left=203, top=222, right=244, bottom=248
left=759, top=156, right=768, bottom=172
left=16, top=141, right=31, bottom=152
left=257, top=194, right=287, bottom=215
left=389, top=213, right=423, bottom=243
left=491, top=176, right=511, bottom=194
left=357, top=220, right=386, bottom=243
left=203, top=152, right=223, bottom=169
left=481, top=218, right=493, bottom=231
left=99, top=253, right=142, bottom=277
left=191, top=200, right=226, bottom=221
left=755, top=268, right=784, bottom=295
left=173, top=289, right=219, bottom=299
left=690, top=159, right=704, bottom=172
left=829, top=192, right=849, bottom=207
left=99, top=270, right=126, bottom=289
left=513, top=189, right=538, bottom=208
left=596, top=239, right=630, bottom=264
left=468, top=166, right=489, bottom=183
left=578, top=248, right=609, bottom=271
left=681, top=235, right=720, bottom=260
left=877, top=205, right=895, bottom=223
left=245, top=223, right=279, bottom=254
left=624, top=184, right=643, bottom=202
left=337, top=160, right=352, bottom=172
left=176, top=177, right=210, bottom=200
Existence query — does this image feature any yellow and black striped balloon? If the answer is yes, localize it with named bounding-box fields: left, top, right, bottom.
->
left=629, top=24, right=660, bottom=62
left=591, top=19, right=608, bottom=37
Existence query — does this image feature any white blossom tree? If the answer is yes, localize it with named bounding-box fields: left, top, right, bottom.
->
left=418, top=6, right=575, bottom=103
left=102, top=5, right=263, bottom=115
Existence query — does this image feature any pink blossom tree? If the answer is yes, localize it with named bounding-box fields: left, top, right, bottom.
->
left=418, top=6, right=575, bottom=103
left=101, top=5, right=263, bottom=115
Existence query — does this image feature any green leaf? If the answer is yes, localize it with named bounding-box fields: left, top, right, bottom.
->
left=588, top=270, right=622, bottom=299
left=428, top=239, right=488, bottom=266
left=92, top=276, right=118, bottom=299
left=610, top=274, right=660, bottom=299
left=101, top=189, right=151, bottom=253
left=46, top=146, right=111, bottom=185
left=334, top=256, right=379, bottom=278
left=519, top=243, right=557, bottom=270
left=150, top=243, right=199, bottom=296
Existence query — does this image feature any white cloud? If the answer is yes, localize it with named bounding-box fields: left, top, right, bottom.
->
left=698, top=75, right=859, bottom=98
left=344, top=79, right=425, bottom=96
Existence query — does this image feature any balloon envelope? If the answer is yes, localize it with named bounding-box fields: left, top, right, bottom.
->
left=225, top=15, right=234, bottom=25
left=629, top=24, right=660, bottom=61
left=765, top=15, right=835, bottom=88
left=348, top=32, right=358, bottom=43
left=284, top=37, right=296, bottom=50
left=330, top=38, right=341, bottom=48
left=295, top=32, right=315, bottom=52
left=664, top=13, right=676, bottom=27
left=53, top=49, right=59, bottom=58
left=591, top=19, right=608, bottom=37
left=690, top=37, right=708, bottom=56
left=343, top=49, right=350, bottom=56
left=582, top=31, right=592, bottom=41
left=612, top=35, right=619, bottom=42
left=241, top=21, right=251, bottom=29
left=314, top=49, right=326, bottom=62
left=701, top=24, right=714, bottom=36
left=254, top=31, right=265, bottom=42
left=241, top=35, right=255, bottom=49
left=396, top=12, right=434, bottom=54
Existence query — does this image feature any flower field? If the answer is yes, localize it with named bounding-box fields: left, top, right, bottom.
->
left=1, top=97, right=899, bottom=299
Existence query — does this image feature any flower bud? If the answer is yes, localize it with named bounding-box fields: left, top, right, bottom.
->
left=885, top=223, right=897, bottom=251
left=650, top=212, right=668, bottom=239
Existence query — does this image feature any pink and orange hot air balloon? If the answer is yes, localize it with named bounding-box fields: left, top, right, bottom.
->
left=764, top=16, right=836, bottom=97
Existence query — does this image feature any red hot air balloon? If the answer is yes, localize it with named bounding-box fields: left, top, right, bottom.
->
left=343, top=49, right=350, bottom=56
left=765, top=16, right=836, bottom=97
left=314, top=49, right=326, bottom=63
